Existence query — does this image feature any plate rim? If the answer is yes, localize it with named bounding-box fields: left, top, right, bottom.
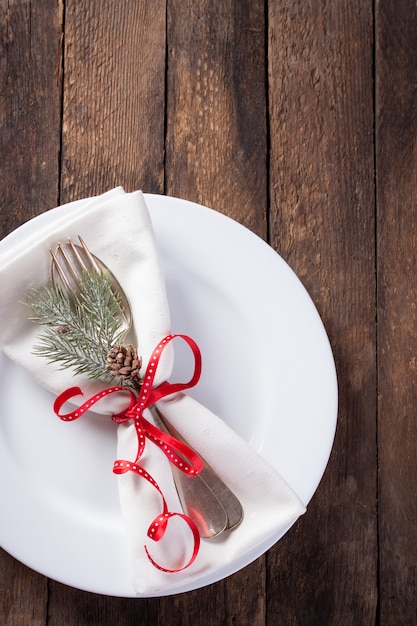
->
left=0, top=192, right=338, bottom=596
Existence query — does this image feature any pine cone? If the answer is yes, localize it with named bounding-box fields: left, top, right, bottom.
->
left=106, top=344, right=142, bottom=389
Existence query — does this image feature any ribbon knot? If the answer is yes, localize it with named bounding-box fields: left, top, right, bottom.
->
left=53, top=334, right=204, bottom=573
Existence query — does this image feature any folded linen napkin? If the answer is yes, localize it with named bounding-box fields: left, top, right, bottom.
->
left=0, top=188, right=305, bottom=594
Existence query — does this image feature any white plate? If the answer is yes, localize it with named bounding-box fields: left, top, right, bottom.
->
left=0, top=194, right=337, bottom=597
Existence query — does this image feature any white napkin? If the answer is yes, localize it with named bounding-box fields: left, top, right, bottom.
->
left=0, top=188, right=305, bottom=594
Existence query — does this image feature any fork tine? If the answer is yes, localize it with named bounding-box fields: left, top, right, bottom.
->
left=50, top=246, right=72, bottom=291
left=51, top=238, right=123, bottom=316
left=78, top=236, right=101, bottom=273
left=68, top=239, right=88, bottom=272
left=57, top=241, right=82, bottom=284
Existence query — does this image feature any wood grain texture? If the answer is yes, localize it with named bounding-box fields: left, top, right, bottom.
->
left=376, top=0, right=417, bottom=623
left=165, top=0, right=267, bottom=237
left=0, top=0, right=63, bottom=235
left=2, top=0, right=417, bottom=624
left=0, top=551, right=47, bottom=626
left=162, top=1, right=268, bottom=622
left=158, top=560, right=266, bottom=626
left=48, top=1, right=167, bottom=620
left=47, top=582, right=160, bottom=626
left=0, top=0, right=62, bottom=621
left=60, top=0, right=166, bottom=202
left=267, top=1, right=377, bottom=623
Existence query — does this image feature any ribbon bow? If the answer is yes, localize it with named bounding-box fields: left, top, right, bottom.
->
left=53, top=334, right=204, bottom=572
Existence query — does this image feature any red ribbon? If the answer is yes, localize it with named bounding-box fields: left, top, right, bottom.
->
left=53, top=334, right=204, bottom=573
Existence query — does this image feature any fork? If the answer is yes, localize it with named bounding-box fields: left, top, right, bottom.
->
left=50, top=237, right=243, bottom=538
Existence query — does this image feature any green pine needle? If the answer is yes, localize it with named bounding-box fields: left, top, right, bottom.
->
left=26, top=270, right=127, bottom=382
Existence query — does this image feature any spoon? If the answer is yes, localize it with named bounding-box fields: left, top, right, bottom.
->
left=51, top=237, right=243, bottom=537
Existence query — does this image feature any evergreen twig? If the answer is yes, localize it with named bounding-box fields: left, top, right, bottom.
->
left=26, top=270, right=127, bottom=382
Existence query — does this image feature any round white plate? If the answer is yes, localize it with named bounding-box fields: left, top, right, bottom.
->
left=0, top=194, right=337, bottom=597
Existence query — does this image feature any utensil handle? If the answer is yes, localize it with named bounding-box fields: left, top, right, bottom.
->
left=150, top=405, right=243, bottom=536
left=149, top=405, right=228, bottom=538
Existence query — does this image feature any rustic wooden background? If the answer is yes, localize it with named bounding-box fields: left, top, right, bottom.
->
left=1, top=1, right=416, bottom=624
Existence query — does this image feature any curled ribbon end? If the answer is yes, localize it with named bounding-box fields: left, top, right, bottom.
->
left=55, top=334, right=204, bottom=573
left=144, top=512, right=201, bottom=573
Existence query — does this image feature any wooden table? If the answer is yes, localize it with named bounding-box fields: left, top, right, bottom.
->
left=1, top=1, right=415, bottom=624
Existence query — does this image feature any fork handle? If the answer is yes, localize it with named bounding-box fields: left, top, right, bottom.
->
left=148, top=405, right=228, bottom=538
left=149, top=405, right=243, bottom=535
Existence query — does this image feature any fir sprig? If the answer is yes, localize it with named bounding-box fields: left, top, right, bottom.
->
left=26, top=270, right=126, bottom=381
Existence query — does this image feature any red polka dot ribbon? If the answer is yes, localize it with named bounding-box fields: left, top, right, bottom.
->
left=53, top=334, right=204, bottom=573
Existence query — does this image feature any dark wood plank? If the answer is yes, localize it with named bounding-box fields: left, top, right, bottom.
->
left=376, top=1, right=417, bottom=623
left=47, top=0, right=166, bottom=621
left=59, top=0, right=167, bottom=203
left=162, top=0, right=267, bottom=623
left=0, top=0, right=62, bottom=235
left=0, top=551, right=47, bottom=626
left=267, top=2, right=377, bottom=623
left=47, top=583, right=159, bottom=626
left=0, top=1, right=62, bottom=623
left=158, top=562, right=266, bottom=626
left=165, top=0, right=267, bottom=237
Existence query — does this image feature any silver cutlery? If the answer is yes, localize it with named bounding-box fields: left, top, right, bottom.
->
left=50, top=237, right=243, bottom=537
